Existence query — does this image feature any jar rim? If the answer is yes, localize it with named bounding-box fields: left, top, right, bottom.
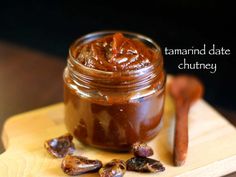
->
left=68, top=30, right=162, bottom=77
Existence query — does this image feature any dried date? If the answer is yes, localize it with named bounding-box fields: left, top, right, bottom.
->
left=44, top=133, right=75, bottom=158
left=99, top=159, right=126, bottom=177
left=131, top=142, right=153, bottom=157
left=126, top=157, right=165, bottom=173
left=61, top=155, right=103, bottom=176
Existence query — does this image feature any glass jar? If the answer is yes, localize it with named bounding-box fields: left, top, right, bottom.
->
left=63, top=31, right=166, bottom=151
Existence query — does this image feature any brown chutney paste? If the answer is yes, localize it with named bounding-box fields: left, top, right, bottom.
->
left=64, top=31, right=166, bottom=151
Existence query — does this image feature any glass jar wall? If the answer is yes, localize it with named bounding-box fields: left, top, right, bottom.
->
left=63, top=31, right=166, bottom=151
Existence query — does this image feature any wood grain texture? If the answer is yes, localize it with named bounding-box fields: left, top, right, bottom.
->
left=1, top=90, right=236, bottom=177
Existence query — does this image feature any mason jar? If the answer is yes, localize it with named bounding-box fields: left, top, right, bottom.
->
left=63, top=31, right=166, bottom=151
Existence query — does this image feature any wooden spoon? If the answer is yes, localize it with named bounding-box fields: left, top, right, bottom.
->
left=169, top=75, right=204, bottom=166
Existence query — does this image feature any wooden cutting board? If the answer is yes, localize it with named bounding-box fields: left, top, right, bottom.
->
left=1, top=91, right=236, bottom=176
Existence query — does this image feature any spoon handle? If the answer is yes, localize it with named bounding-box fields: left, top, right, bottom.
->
left=174, top=99, right=190, bottom=166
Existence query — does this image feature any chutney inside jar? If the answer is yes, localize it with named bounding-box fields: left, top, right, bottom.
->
left=64, top=31, right=166, bottom=151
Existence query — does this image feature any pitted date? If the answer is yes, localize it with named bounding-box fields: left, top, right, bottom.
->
left=99, top=159, right=126, bottom=177
left=132, top=142, right=153, bottom=157
left=126, top=157, right=165, bottom=173
left=44, top=133, right=75, bottom=158
left=61, top=155, right=103, bottom=176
